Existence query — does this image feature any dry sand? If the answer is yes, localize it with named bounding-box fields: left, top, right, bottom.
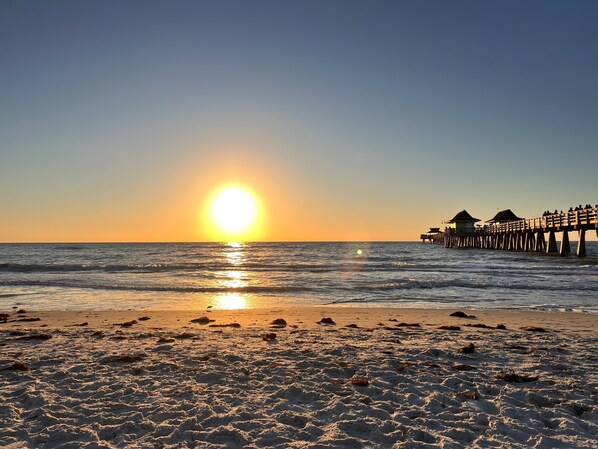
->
left=1, top=307, right=597, bottom=448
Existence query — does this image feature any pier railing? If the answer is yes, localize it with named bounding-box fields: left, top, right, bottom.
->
left=486, top=207, right=598, bottom=234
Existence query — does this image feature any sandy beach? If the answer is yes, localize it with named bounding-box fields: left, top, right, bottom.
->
left=0, top=307, right=596, bottom=448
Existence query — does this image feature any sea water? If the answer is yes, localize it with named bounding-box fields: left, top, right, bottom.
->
left=0, top=242, right=596, bottom=311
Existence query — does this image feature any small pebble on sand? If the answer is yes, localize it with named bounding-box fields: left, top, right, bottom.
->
left=461, top=343, right=475, bottom=354
left=190, top=316, right=214, bottom=324
left=350, top=377, right=369, bottom=387
left=523, top=326, right=546, bottom=332
left=262, top=333, right=277, bottom=341
left=318, top=317, right=336, bottom=325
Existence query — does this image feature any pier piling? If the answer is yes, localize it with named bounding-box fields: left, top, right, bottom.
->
left=535, top=231, right=545, bottom=252
left=560, top=231, right=570, bottom=255
left=577, top=229, right=586, bottom=257
left=547, top=231, right=558, bottom=253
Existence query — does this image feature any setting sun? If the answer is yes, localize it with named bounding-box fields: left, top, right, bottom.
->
left=207, top=185, right=260, bottom=240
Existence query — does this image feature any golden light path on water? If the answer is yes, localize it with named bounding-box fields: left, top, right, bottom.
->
left=211, top=242, right=368, bottom=310
left=215, top=242, right=253, bottom=310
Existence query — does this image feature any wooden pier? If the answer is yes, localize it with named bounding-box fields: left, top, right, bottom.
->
left=427, top=207, right=597, bottom=257
left=420, top=227, right=443, bottom=243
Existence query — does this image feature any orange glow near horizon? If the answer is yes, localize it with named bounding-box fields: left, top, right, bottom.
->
left=204, top=185, right=262, bottom=242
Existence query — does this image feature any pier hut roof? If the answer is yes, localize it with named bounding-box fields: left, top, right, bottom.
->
left=447, top=210, right=480, bottom=223
left=486, top=209, right=523, bottom=224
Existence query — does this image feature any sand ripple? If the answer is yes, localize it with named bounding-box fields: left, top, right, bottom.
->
left=1, top=321, right=597, bottom=448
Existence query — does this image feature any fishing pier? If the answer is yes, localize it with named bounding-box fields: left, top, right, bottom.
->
left=421, top=207, right=598, bottom=257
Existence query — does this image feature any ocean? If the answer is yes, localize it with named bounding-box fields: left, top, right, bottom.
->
left=0, top=242, right=597, bottom=312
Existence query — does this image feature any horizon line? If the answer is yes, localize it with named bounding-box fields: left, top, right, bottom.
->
left=0, top=240, right=422, bottom=245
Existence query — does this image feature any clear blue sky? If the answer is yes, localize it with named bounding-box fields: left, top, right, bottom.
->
left=1, top=1, right=596, bottom=241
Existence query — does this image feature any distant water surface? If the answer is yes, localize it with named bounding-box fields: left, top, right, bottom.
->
left=0, top=242, right=597, bottom=311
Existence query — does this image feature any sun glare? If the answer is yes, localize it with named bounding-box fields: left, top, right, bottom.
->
left=208, top=186, right=259, bottom=240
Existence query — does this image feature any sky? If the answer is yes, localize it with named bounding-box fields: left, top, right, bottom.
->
left=1, top=0, right=597, bottom=242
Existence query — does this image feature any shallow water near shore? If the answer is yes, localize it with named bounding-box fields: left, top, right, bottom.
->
left=0, top=242, right=597, bottom=311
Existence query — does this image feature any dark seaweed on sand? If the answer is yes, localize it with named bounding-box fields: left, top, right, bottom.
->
left=495, top=372, right=539, bottom=383
left=1, top=361, right=30, bottom=371
left=190, top=316, right=214, bottom=324
left=450, top=311, right=476, bottom=319
left=523, top=326, right=546, bottom=332
left=397, top=322, right=420, bottom=327
left=14, top=333, right=52, bottom=341
left=104, top=354, right=145, bottom=363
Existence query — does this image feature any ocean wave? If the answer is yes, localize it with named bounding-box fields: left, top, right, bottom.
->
left=5, top=276, right=593, bottom=295
left=1, top=260, right=587, bottom=276
left=578, top=264, right=598, bottom=270
left=0, top=262, right=337, bottom=274
left=0, top=279, right=312, bottom=294
left=0, top=263, right=195, bottom=273
left=351, top=278, right=598, bottom=292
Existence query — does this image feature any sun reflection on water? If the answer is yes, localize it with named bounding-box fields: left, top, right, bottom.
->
left=225, top=242, right=245, bottom=266
left=226, top=270, right=243, bottom=280
left=216, top=242, right=251, bottom=309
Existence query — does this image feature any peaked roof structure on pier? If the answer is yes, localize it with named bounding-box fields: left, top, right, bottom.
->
left=447, top=210, right=480, bottom=223
left=486, top=209, right=523, bottom=224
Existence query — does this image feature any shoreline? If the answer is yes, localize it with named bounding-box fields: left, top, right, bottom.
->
left=1, top=307, right=597, bottom=448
